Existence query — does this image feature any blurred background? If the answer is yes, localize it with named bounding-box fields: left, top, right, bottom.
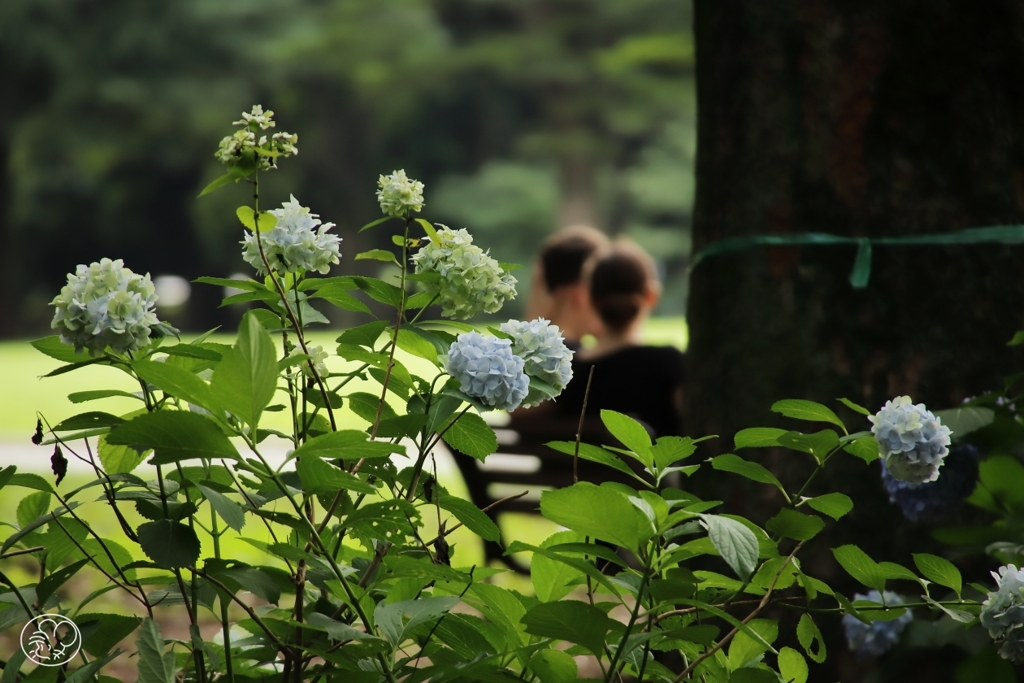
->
left=0, top=0, right=695, bottom=338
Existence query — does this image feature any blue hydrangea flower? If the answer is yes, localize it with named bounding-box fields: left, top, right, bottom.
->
left=446, top=332, right=530, bottom=411
left=241, top=195, right=341, bottom=275
left=982, top=564, right=1024, bottom=663
left=869, top=396, right=952, bottom=484
left=412, top=227, right=517, bottom=319
left=499, top=318, right=574, bottom=407
left=50, top=258, right=164, bottom=356
left=842, top=590, right=913, bottom=657
left=881, top=443, right=980, bottom=521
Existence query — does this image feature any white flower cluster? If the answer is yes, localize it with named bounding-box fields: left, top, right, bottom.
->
left=376, top=170, right=425, bottom=217
left=290, top=344, right=329, bottom=379
left=446, top=332, right=530, bottom=412
left=499, top=318, right=574, bottom=408
left=869, top=396, right=952, bottom=485
left=982, top=564, right=1024, bottom=663
left=242, top=196, right=341, bottom=275
left=51, top=258, right=162, bottom=356
left=216, top=105, right=298, bottom=171
left=412, top=227, right=516, bottom=319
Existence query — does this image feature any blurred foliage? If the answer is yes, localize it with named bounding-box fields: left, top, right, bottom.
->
left=0, top=0, right=694, bottom=335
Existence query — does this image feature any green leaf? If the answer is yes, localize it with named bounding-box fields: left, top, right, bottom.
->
left=98, top=434, right=148, bottom=474
left=530, top=649, right=578, bottom=683
left=17, top=491, right=51, bottom=527
left=106, top=411, right=239, bottom=465
left=913, top=553, right=963, bottom=596
left=414, top=217, right=440, bottom=243
left=133, top=360, right=216, bottom=411
left=346, top=391, right=397, bottom=424
left=650, top=436, right=698, bottom=468
left=296, top=454, right=376, bottom=495
left=0, top=465, right=16, bottom=493
left=359, top=215, right=396, bottom=233
left=842, top=435, right=880, bottom=463
left=956, top=646, right=1016, bottom=683
left=1009, top=331, right=1024, bottom=347
left=838, top=398, right=870, bottom=416
left=438, top=494, right=500, bottom=542
left=36, top=558, right=89, bottom=605
left=796, top=613, right=826, bottom=663
left=540, top=482, right=651, bottom=552
left=235, top=205, right=276, bottom=232
left=210, top=311, right=278, bottom=427
left=1, top=503, right=80, bottom=555
left=545, top=441, right=647, bottom=484
left=832, top=545, right=886, bottom=592
left=521, top=601, right=618, bottom=657
left=734, top=427, right=786, bottom=449
left=395, top=328, right=439, bottom=363
left=137, top=520, right=201, bottom=569
left=196, top=484, right=245, bottom=532
left=727, top=618, right=778, bottom=671
left=77, top=612, right=141, bottom=657
left=353, top=276, right=403, bottom=307
left=9, top=472, right=54, bottom=492
left=777, top=429, right=840, bottom=460
left=337, top=320, right=389, bottom=349
left=804, top=492, right=853, bottom=520
left=67, top=389, right=142, bottom=404
left=305, top=612, right=376, bottom=641
left=778, top=646, right=809, bottom=683
left=355, top=248, right=398, bottom=265
left=772, top=399, right=846, bottom=430
left=374, top=596, right=459, bottom=644
left=601, top=410, right=653, bottom=466
left=876, top=562, right=919, bottom=583
left=442, top=412, right=497, bottom=460
left=31, top=335, right=90, bottom=363
left=54, top=412, right=125, bottom=431
left=312, top=285, right=373, bottom=314
left=531, top=531, right=586, bottom=603
left=136, top=618, right=175, bottom=683
left=711, top=454, right=785, bottom=492
left=291, top=429, right=402, bottom=462
left=933, top=406, right=995, bottom=438
left=766, top=509, right=825, bottom=541
left=699, top=514, right=759, bottom=580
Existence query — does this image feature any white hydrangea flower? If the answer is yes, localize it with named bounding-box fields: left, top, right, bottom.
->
left=982, top=564, right=1024, bottom=663
left=50, top=258, right=163, bottom=356
left=499, top=318, right=573, bottom=407
left=869, top=396, right=952, bottom=485
left=446, top=332, right=530, bottom=412
left=216, top=105, right=298, bottom=171
left=412, top=226, right=517, bottom=319
left=376, top=170, right=425, bottom=217
left=290, top=344, right=329, bottom=378
left=242, top=195, right=341, bottom=275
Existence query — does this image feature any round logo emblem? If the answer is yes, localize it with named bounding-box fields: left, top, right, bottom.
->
left=20, top=614, right=81, bottom=666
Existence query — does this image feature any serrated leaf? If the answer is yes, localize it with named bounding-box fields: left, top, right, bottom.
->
left=766, top=508, right=824, bottom=541
left=395, top=327, right=438, bottom=363
left=296, top=454, right=376, bottom=495
left=521, top=601, right=617, bottom=657
left=804, top=492, right=853, bottom=520
left=700, top=514, right=759, bottom=580
left=734, top=427, right=786, bottom=449
left=711, top=454, right=785, bottom=492
left=772, top=399, right=846, bottom=430
left=877, top=561, right=919, bottom=583
left=545, top=441, right=646, bottom=484
left=796, top=613, right=826, bottom=663
left=98, top=434, right=148, bottom=474
left=777, top=429, right=840, bottom=460
left=31, top=335, right=91, bottom=363
left=842, top=435, right=880, bottom=463
left=832, top=545, right=885, bottom=592
left=137, top=520, right=201, bottom=569
left=530, top=648, right=578, bottom=683
left=210, top=311, right=277, bottom=427
left=196, top=484, right=245, bottom=532
left=913, top=553, right=962, bottom=596
left=540, top=482, right=650, bottom=552
left=355, top=248, right=399, bottom=264
left=67, top=389, right=142, bottom=404
left=337, top=320, right=389, bottom=349
left=106, top=411, right=239, bottom=465
left=77, top=612, right=141, bottom=658
left=601, top=410, right=653, bottom=466
left=292, top=429, right=401, bottom=461
left=778, top=646, right=808, bottom=683
left=727, top=617, right=778, bottom=671
left=133, top=360, right=216, bottom=412
left=441, top=412, right=497, bottom=459
left=16, top=491, right=50, bottom=528
left=305, top=612, right=375, bottom=641
left=438, top=494, right=500, bottom=541
left=312, top=285, right=373, bottom=314
left=136, top=618, right=175, bottom=683
left=235, top=205, right=276, bottom=232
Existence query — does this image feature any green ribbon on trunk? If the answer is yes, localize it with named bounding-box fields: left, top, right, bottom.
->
left=689, top=224, right=1024, bottom=288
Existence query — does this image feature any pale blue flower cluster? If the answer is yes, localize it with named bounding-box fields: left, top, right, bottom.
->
left=216, top=105, right=298, bottom=171
left=446, top=332, right=529, bottom=411
left=412, top=227, right=517, bottom=319
left=869, top=396, right=952, bottom=485
left=242, top=196, right=341, bottom=275
left=842, top=590, right=913, bottom=657
left=981, top=564, right=1024, bottom=663
left=50, top=258, right=162, bottom=356
left=499, top=318, right=574, bottom=408
left=376, top=170, right=425, bottom=217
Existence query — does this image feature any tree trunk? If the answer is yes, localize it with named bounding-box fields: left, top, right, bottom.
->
left=688, top=2, right=1024, bottom=679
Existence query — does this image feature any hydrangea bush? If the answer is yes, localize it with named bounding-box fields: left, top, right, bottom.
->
left=5, top=106, right=1022, bottom=683
left=842, top=590, right=914, bottom=657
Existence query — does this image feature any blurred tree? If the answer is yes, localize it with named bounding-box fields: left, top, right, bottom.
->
left=687, top=3, right=1024, bottom=680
